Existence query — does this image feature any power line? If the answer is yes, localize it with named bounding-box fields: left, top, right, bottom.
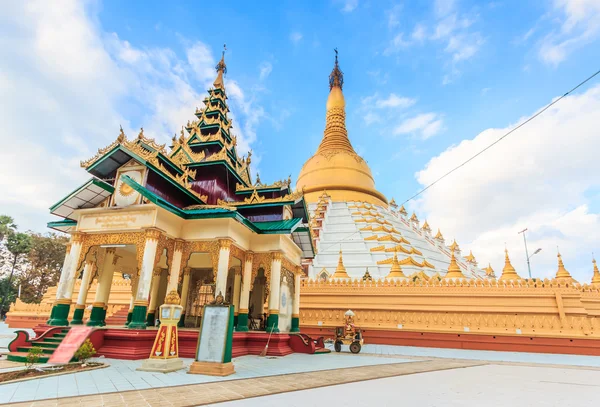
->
left=400, top=68, right=600, bottom=207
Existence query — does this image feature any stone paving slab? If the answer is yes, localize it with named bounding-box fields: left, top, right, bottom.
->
left=0, top=359, right=485, bottom=407
left=0, top=353, right=413, bottom=404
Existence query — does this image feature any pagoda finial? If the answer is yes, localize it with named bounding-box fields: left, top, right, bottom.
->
left=214, top=43, right=227, bottom=88
left=255, top=172, right=261, bottom=185
left=117, top=125, right=125, bottom=142
left=138, top=127, right=144, bottom=139
left=179, top=126, right=185, bottom=144
left=329, top=48, right=343, bottom=90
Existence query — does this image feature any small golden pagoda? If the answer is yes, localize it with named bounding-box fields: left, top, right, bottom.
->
left=331, top=250, right=350, bottom=279
left=385, top=250, right=406, bottom=279
left=499, top=249, right=521, bottom=281
left=555, top=252, right=576, bottom=283
left=591, top=258, right=600, bottom=286
left=443, top=250, right=465, bottom=279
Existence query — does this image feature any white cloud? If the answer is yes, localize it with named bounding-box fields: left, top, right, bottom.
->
left=383, top=33, right=411, bottom=55
left=412, top=23, right=427, bottom=41
left=413, top=84, right=600, bottom=282
left=341, top=0, right=359, bottom=13
left=0, top=0, right=262, bottom=232
left=259, top=61, right=273, bottom=81
left=393, top=113, right=443, bottom=139
left=375, top=93, right=416, bottom=109
left=386, top=4, right=402, bottom=28
left=445, top=32, right=485, bottom=62
left=539, top=0, right=600, bottom=65
left=290, top=32, right=303, bottom=44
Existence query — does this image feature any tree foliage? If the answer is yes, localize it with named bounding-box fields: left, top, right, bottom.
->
left=0, top=214, right=68, bottom=313
left=19, top=233, right=68, bottom=303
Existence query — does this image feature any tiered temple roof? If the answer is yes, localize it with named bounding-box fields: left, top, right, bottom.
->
left=48, top=51, right=313, bottom=256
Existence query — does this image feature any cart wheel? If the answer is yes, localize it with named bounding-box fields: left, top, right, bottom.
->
left=334, top=341, right=342, bottom=352
left=349, top=342, right=361, bottom=354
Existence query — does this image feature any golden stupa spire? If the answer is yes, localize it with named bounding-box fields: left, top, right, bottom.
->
left=434, top=228, right=444, bottom=240
left=386, top=249, right=406, bottom=279
left=591, top=256, right=600, bottom=285
left=213, top=44, right=227, bottom=89
left=555, top=251, right=575, bottom=282
left=444, top=249, right=465, bottom=279
left=499, top=248, right=521, bottom=281
left=316, top=49, right=354, bottom=155
left=483, top=262, right=495, bottom=278
left=331, top=248, right=350, bottom=279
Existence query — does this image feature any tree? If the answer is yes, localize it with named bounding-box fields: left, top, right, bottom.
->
left=0, top=215, right=16, bottom=242
left=19, top=233, right=68, bottom=303
left=0, top=232, right=32, bottom=314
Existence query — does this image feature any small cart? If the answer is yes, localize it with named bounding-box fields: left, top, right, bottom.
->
left=333, top=326, right=364, bottom=354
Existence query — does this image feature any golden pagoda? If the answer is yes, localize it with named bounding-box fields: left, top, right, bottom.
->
left=296, top=51, right=387, bottom=206
left=499, top=249, right=521, bottom=281
left=385, top=250, right=406, bottom=279
left=591, top=258, right=600, bottom=286
left=555, top=252, right=575, bottom=283
left=331, top=250, right=350, bottom=279
left=443, top=250, right=465, bottom=279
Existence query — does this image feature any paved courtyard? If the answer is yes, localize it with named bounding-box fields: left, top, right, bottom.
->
left=2, top=323, right=600, bottom=406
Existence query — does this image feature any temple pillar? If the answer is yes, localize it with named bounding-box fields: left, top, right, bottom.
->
left=126, top=293, right=135, bottom=326
left=71, top=257, right=95, bottom=325
left=178, top=267, right=191, bottom=327
left=291, top=272, right=301, bottom=333
left=146, top=268, right=162, bottom=326
left=129, top=228, right=162, bottom=329
left=167, top=239, right=184, bottom=293
left=232, top=267, right=242, bottom=327
left=48, top=233, right=84, bottom=326
left=87, top=249, right=117, bottom=326
left=267, top=252, right=282, bottom=333
left=215, top=239, right=232, bottom=298
left=236, top=253, right=252, bottom=331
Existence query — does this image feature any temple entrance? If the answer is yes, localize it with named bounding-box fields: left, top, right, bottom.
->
left=248, top=268, right=267, bottom=331
left=182, top=252, right=214, bottom=328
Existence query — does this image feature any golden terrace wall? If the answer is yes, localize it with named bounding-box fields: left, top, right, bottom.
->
left=299, top=278, right=600, bottom=339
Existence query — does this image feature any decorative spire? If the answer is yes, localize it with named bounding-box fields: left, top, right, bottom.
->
left=329, top=48, right=344, bottom=90
left=255, top=172, right=261, bottom=185
left=213, top=44, right=227, bottom=88
left=331, top=249, right=350, bottom=279
left=555, top=251, right=574, bottom=282
left=434, top=228, right=444, bottom=240
left=483, top=263, right=495, bottom=278
left=443, top=249, right=465, bottom=279
left=389, top=197, right=397, bottom=208
left=386, top=249, right=406, bottom=279
left=465, top=250, right=477, bottom=264
left=316, top=49, right=355, bottom=155
left=449, top=239, right=460, bottom=252
left=421, top=220, right=431, bottom=232
left=138, top=127, right=144, bottom=139
left=499, top=248, right=521, bottom=281
left=117, top=125, right=125, bottom=143
left=592, top=256, right=600, bottom=285
left=410, top=212, right=419, bottom=222
left=398, top=205, right=408, bottom=216
left=362, top=268, right=373, bottom=281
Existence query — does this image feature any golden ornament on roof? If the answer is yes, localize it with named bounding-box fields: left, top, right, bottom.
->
left=164, top=290, right=181, bottom=305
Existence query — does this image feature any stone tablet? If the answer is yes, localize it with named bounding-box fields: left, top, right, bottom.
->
left=196, top=306, right=230, bottom=363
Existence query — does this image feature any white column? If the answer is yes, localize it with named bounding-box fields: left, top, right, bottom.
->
left=268, top=252, right=282, bottom=314
left=232, top=269, right=242, bottom=314
left=56, top=233, right=84, bottom=302
left=166, top=239, right=184, bottom=294
left=148, top=268, right=162, bottom=313
left=93, top=249, right=117, bottom=306
left=239, top=253, right=253, bottom=313
left=75, top=258, right=94, bottom=307
left=214, top=239, right=232, bottom=298
left=293, top=272, right=301, bottom=316
left=135, top=228, right=161, bottom=304
left=180, top=267, right=192, bottom=314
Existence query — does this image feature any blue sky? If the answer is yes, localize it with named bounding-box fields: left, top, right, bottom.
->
left=1, top=0, right=600, bottom=281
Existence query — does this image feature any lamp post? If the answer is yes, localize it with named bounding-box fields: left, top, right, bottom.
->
left=518, top=228, right=542, bottom=279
